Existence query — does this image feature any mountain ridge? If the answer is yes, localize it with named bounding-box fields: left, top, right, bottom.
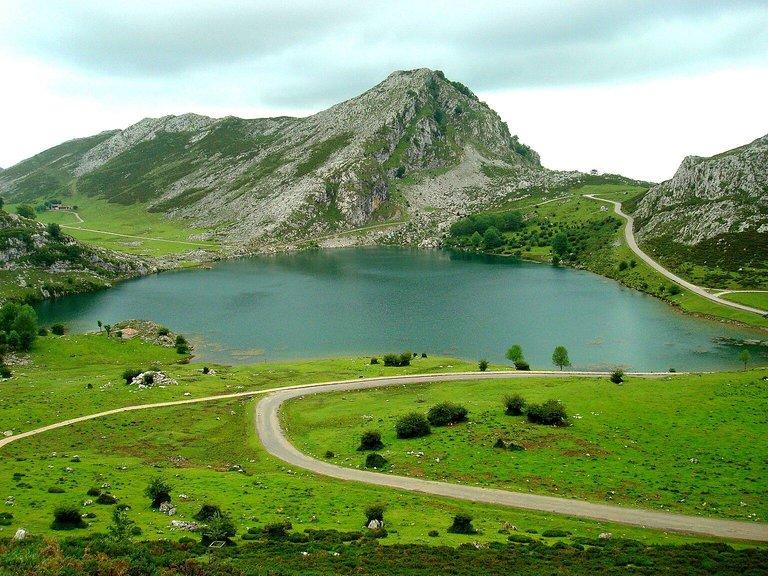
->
left=0, top=68, right=576, bottom=249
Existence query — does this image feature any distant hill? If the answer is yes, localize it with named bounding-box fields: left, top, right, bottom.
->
left=0, top=69, right=577, bottom=248
left=633, top=134, right=768, bottom=276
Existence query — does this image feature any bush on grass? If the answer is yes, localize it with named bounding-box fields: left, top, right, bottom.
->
left=358, top=430, right=384, bottom=451
left=447, top=514, right=477, bottom=534
left=365, top=453, right=388, bottom=469
left=51, top=505, right=86, bottom=530
left=526, top=399, right=567, bottom=425
left=427, top=402, right=468, bottom=426
left=504, top=394, right=526, bottom=416
left=395, top=413, right=431, bottom=439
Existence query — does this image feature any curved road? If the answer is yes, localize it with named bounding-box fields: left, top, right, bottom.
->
left=583, top=194, right=767, bottom=316
left=1, top=371, right=766, bottom=541
left=256, top=372, right=768, bottom=542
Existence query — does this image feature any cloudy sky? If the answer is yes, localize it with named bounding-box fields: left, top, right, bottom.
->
left=1, top=0, right=766, bottom=181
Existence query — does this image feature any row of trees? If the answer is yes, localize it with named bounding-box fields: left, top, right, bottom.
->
left=504, top=344, right=571, bottom=371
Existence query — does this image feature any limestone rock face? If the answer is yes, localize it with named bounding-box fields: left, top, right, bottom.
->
left=634, top=134, right=768, bottom=245
left=0, top=69, right=577, bottom=248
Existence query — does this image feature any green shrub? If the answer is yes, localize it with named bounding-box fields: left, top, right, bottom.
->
left=428, top=529, right=439, bottom=537
left=15, top=204, right=35, bottom=219
left=358, top=430, right=384, bottom=451
left=447, top=514, right=476, bottom=534
left=38, top=327, right=48, bottom=336
left=370, top=357, right=379, bottom=365
left=610, top=369, right=624, bottom=384
left=514, top=360, right=530, bottom=370
left=175, top=334, right=190, bottom=354
left=324, top=450, right=335, bottom=458
left=193, top=503, right=222, bottom=522
left=508, top=533, right=536, bottom=543
left=365, top=453, right=388, bottom=469
left=157, top=326, right=170, bottom=336
left=427, top=402, right=468, bottom=426
left=0, top=512, right=13, bottom=526
left=87, top=487, right=102, bottom=497
left=395, top=413, right=431, bottom=438
left=51, top=323, right=65, bottom=336
left=526, top=399, right=567, bottom=425
left=52, top=505, right=86, bottom=530
left=96, top=493, right=117, bottom=505
left=47, top=486, right=65, bottom=493
left=122, top=368, right=142, bottom=384
left=382, top=352, right=412, bottom=367
left=365, top=503, right=386, bottom=523
left=504, top=394, right=526, bottom=416
left=478, top=359, right=488, bottom=371
left=263, top=521, right=292, bottom=539
left=0, top=365, right=11, bottom=378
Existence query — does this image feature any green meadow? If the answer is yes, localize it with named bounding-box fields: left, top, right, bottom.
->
left=0, top=332, right=751, bottom=548
left=283, top=371, right=768, bottom=521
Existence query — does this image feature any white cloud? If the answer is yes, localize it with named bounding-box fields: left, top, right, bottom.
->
left=481, top=68, right=768, bottom=182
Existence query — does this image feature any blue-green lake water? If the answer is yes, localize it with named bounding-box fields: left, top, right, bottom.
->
left=35, top=247, right=765, bottom=371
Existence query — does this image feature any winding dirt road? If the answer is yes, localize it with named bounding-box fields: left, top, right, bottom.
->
left=583, top=194, right=767, bottom=316
left=2, top=371, right=765, bottom=541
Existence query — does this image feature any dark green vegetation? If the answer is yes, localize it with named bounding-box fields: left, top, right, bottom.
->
left=395, top=412, right=431, bottom=438
left=285, top=373, right=768, bottom=519
left=3, top=533, right=767, bottom=576
left=0, top=302, right=38, bottom=353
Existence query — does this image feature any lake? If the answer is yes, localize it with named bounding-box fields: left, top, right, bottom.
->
left=35, top=247, right=765, bottom=371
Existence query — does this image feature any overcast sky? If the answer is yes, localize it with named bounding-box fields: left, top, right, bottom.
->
left=1, top=0, right=766, bottom=181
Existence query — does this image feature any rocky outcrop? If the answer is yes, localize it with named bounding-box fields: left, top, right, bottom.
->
left=634, top=134, right=768, bottom=245
left=0, top=69, right=576, bottom=249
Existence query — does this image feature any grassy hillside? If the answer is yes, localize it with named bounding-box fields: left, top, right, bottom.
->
left=444, top=179, right=768, bottom=330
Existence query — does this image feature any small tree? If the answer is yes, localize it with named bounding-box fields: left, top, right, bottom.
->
left=175, top=335, right=189, bottom=354
left=358, top=430, right=384, bottom=451
left=447, top=513, right=477, bottom=534
left=144, top=477, right=172, bottom=508
left=365, top=503, right=386, bottom=523
left=15, top=204, right=36, bottom=219
left=108, top=507, right=133, bottom=541
left=97, top=320, right=103, bottom=333
left=104, top=324, right=112, bottom=337
left=201, top=511, right=236, bottom=544
left=46, top=222, right=63, bottom=240
left=478, top=359, right=488, bottom=372
left=50, top=323, right=65, bottom=336
left=483, top=226, right=503, bottom=249
left=395, top=413, right=431, bottom=439
left=504, top=394, right=526, bottom=416
left=505, top=344, right=524, bottom=365
left=610, top=369, right=624, bottom=384
left=552, top=346, right=571, bottom=370
left=739, top=349, right=750, bottom=370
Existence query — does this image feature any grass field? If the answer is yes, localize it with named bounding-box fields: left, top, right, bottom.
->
left=0, top=334, right=728, bottom=548
left=14, top=194, right=220, bottom=257
left=283, top=372, right=768, bottom=521
left=722, top=292, right=768, bottom=310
